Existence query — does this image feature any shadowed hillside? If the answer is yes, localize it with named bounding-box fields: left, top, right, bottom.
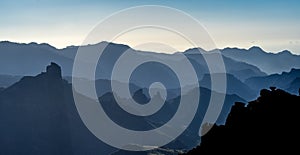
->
left=185, top=88, right=300, bottom=154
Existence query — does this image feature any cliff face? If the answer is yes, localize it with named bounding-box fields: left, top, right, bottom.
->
left=186, top=88, right=300, bottom=154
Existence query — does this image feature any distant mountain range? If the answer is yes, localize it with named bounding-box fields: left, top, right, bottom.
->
left=220, top=46, right=300, bottom=74
left=2, top=41, right=299, bottom=102
left=245, top=68, right=300, bottom=95
left=2, top=41, right=299, bottom=78
left=0, top=41, right=268, bottom=80
left=1, top=41, right=300, bottom=154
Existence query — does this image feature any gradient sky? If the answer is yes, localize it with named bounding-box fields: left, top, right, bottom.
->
left=1, top=0, right=300, bottom=54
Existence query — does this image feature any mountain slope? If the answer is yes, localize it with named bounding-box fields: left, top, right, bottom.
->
left=0, top=74, right=22, bottom=88
left=286, top=77, right=300, bottom=95
left=200, top=73, right=256, bottom=101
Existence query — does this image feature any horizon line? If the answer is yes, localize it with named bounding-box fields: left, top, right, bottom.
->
left=0, top=40, right=298, bottom=56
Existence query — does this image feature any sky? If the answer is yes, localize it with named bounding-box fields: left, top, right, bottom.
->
left=0, top=0, right=300, bottom=54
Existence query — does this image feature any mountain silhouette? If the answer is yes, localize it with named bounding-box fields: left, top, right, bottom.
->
left=0, top=41, right=270, bottom=104
left=0, top=41, right=265, bottom=81
left=99, top=86, right=245, bottom=152
left=0, top=62, right=248, bottom=154
left=0, top=41, right=74, bottom=76
left=185, top=88, right=300, bottom=154
left=246, top=68, right=300, bottom=95
left=184, top=48, right=266, bottom=81
left=0, top=62, right=115, bottom=154
left=1, top=41, right=299, bottom=154
left=221, top=46, right=300, bottom=74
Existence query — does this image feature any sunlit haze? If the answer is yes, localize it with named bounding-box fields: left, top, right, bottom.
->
left=1, top=0, right=299, bottom=54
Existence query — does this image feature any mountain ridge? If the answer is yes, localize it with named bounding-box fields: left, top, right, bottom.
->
left=245, top=68, right=300, bottom=95
left=220, top=46, right=300, bottom=74
left=0, top=40, right=266, bottom=82
left=2, top=41, right=298, bottom=56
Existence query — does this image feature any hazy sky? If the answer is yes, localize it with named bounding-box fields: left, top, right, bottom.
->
left=1, top=0, right=299, bottom=54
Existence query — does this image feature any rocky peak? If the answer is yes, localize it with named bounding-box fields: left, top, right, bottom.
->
left=46, top=62, right=62, bottom=79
